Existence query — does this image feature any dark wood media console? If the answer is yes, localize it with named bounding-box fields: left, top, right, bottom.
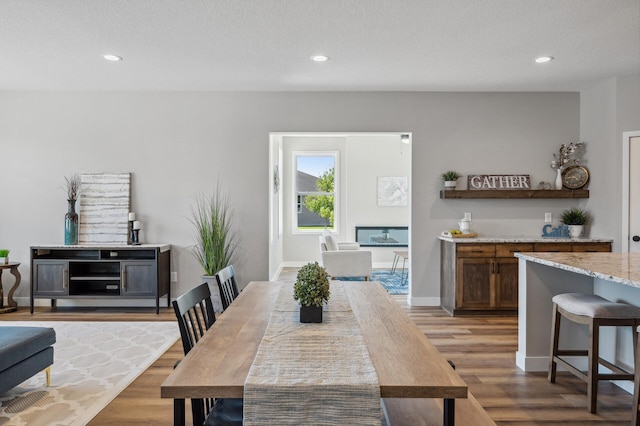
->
left=30, top=244, right=170, bottom=314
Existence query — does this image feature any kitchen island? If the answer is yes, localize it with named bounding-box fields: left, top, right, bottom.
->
left=439, top=236, right=612, bottom=315
left=515, top=252, right=640, bottom=389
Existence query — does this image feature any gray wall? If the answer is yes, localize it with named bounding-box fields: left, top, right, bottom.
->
left=1, top=91, right=587, bottom=306
left=580, top=73, right=640, bottom=251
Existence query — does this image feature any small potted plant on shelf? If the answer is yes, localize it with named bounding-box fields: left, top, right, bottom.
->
left=0, top=249, right=9, bottom=264
left=293, top=262, right=330, bottom=323
left=560, top=207, right=589, bottom=238
left=441, top=171, right=460, bottom=190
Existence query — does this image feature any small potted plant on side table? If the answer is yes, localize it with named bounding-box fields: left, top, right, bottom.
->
left=294, top=262, right=330, bottom=323
left=0, top=249, right=9, bottom=264
left=560, top=207, right=589, bottom=238
left=441, top=171, right=460, bottom=190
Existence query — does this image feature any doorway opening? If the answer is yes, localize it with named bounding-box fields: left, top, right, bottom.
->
left=268, top=132, right=412, bottom=292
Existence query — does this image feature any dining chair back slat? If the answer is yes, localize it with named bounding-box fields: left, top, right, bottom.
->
left=216, top=265, right=240, bottom=311
left=172, top=283, right=216, bottom=356
left=172, top=283, right=219, bottom=425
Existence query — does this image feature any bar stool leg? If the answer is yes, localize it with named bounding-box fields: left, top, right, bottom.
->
left=633, top=325, right=640, bottom=425
left=548, top=303, right=561, bottom=383
left=588, top=319, right=599, bottom=414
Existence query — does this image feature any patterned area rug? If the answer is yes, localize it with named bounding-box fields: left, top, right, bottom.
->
left=0, top=321, right=179, bottom=426
left=336, top=269, right=408, bottom=294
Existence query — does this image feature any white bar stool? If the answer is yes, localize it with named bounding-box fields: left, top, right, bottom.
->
left=548, top=293, right=640, bottom=414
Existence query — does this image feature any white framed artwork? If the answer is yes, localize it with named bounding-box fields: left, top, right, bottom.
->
left=377, top=176, right=408, bottom=206
left=79, top=172, right=131, bottom=244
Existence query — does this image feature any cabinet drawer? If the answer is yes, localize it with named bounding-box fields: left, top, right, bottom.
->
left=457, top=244, right=495, bottom=257
left=534, top=243, right=572, bottom=252
left=571, top=242, right=612, bottom=252
left=495, top=243, right=534, bottom=258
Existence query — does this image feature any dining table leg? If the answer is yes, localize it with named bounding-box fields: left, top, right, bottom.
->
left=443, top=398, right=455, bottom=426
left=174, top=398, right=185, bottom=426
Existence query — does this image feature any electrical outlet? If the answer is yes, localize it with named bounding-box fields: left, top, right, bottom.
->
left=545, top=212, right=552, bottom=223
left=170, top=272, right=178, bottom=282
left=464, top=212, right=471, bottom=221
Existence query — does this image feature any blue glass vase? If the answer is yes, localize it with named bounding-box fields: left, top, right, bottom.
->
left=64, top=199, right=79, bottom=245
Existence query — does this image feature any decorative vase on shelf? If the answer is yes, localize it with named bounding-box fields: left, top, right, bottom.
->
left=64, top=199, right=79, bottom=245
left=555, top=168, right=563, bottom=190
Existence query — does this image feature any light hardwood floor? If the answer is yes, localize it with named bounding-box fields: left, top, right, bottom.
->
left=2, top=279, right=635, bottom=425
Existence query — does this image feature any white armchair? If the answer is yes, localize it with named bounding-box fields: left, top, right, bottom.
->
left=319, top=232, right=372, bottom=280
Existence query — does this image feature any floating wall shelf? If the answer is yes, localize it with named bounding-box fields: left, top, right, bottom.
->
left=439, top=189, right=589, bottom=199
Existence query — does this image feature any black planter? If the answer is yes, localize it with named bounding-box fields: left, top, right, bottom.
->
left=300, top=305, right=322, bottom=323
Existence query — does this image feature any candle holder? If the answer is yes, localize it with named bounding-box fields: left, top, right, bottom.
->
left=132, top=229, right=141, bottom=245
left=128, top=221, right=135, bottom=245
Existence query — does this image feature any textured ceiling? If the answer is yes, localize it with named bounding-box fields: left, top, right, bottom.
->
left=1, top=0, right=639, bottom=91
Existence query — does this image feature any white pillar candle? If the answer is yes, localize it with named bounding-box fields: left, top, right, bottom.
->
left=128, top=212, right=136, bottom=221
left=133, top=220, right=141, bottom=230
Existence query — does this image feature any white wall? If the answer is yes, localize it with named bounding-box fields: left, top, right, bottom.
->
left=0, top=91, right=583, bottom=306
left=580, top=73, right=640, bottom=251
left=345, top=134, right=411, bottom=265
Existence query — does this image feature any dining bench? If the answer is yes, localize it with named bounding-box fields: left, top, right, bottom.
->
left=382, top=392, right=496, bottom=426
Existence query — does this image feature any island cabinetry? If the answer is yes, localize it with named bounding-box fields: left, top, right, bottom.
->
left=30, top=245, right=170, bottom=314
left=440, top=239, right=612, bottom=315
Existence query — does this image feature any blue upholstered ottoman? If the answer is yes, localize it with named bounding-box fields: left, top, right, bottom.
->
left=0, top=326, right=56, bottom=395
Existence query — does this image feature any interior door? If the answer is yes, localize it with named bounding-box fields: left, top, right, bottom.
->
left=631, top=136, right=640, bottom=253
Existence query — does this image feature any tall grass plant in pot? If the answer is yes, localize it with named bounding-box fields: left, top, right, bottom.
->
left=190, top=182, right=238, bottom=311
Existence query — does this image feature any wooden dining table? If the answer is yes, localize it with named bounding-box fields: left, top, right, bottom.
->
left=161, top=280, right=468, bottom=425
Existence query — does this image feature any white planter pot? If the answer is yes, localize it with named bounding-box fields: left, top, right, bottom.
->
left=0, top=257, right=7, bottom=264
left=568, top=225, right=583, bottom=238
left=444, top=181, right=457, bottom=190
left=202, top=275, right=224, bottom=313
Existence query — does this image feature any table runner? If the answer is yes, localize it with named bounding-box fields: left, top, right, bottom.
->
left=243, top=281, right=381, bottom=425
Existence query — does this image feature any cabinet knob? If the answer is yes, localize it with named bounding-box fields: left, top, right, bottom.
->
left=633, top=235, right=640, bottom=242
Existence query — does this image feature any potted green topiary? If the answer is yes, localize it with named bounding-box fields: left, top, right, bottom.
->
left=293, top=262, right=330, bottom=323
left=441, top=171, right=460, bottom=190
left=560, top=207, right=589, bottom=238
left=0, top=249, right=8, bottom=264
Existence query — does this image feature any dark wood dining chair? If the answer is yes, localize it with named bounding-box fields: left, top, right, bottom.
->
left=172, top=283, right=242, bottom=426
left=215, top=265, right=240, bottom=311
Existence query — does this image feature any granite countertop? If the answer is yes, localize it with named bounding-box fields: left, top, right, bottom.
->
left=515, top=252, right=640, bottom=288
left=32, top=244, right=171, bottom=252
left=437, top=235, right=613, bottom=243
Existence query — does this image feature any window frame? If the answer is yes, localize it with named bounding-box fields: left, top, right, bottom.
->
left=292, top=151, right=339, bottom=234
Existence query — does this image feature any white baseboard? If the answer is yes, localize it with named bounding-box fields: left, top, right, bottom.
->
left=407, top=296, right=440, bottom=307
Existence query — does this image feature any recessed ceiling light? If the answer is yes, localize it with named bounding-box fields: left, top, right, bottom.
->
left=311, top=55, right=329, bottom=62
left=103, top=54, right=123, bottom=62
left=534, top=56, right=553, bottom=64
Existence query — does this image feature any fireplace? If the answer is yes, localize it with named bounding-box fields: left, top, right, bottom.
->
left=355, top=226, right=408, bottom=247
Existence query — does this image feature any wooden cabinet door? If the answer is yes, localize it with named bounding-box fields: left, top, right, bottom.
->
left=456, top=257, right=493, bottom=309
left=495, top=257, right=518, bottom=308
left=121, top=261, right=156, bottom=297
left=33, top=260, right=69, bottom=296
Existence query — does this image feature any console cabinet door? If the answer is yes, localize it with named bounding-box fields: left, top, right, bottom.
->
left=33, top=260, right=69, bottom=296
left=121, top=261, right=157, bottom=296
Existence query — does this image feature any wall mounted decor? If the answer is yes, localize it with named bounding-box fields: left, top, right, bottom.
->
left=79, top=172, right=131, bottom=244
left=377, top=176, right=408, bottom=206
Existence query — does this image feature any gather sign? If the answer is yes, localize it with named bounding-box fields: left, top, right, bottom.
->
left=467, top=174, right=531, bottom=190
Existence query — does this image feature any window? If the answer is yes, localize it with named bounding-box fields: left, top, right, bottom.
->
left=294, top=152, right=337, bottom=232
